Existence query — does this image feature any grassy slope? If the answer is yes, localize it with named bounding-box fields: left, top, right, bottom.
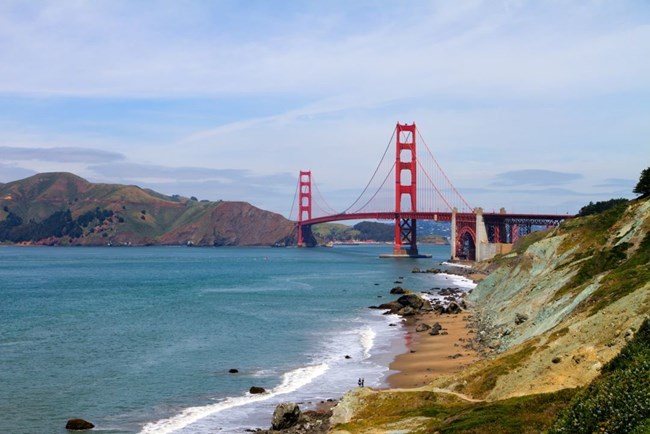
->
left=335, top=388, right=577, bottom=434
left=548, top=318, right=650, bottom=434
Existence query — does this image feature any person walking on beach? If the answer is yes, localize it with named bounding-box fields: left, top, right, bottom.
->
left=357, top=378, right=362, bottom=387
left=361, top=378, right=365, bottom=387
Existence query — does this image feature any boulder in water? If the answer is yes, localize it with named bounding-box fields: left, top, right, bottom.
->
left=249, top=386, right=266, bottom=394
left=65, top=418, right=94, bottom=430
left=373, top=301, right=402, bottom=313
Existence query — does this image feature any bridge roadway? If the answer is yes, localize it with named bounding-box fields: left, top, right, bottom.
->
left=300, top=211, right=570, bottom=226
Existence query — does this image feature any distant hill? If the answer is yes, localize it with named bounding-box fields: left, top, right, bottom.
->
left=312, top=221, right=448, bottom=244
left=0, top=172, right=295, bottom=246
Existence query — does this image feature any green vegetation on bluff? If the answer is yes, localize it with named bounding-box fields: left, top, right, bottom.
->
left=634, top=166, right=650, bottom=198
left=336, top=386, right=577, bottom=433
left=577, top=198, right=628, bottom=217
left=549, top=318, right=650, bottom=434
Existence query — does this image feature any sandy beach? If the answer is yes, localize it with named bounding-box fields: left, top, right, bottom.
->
left=387, top=311, right=478, bottom=388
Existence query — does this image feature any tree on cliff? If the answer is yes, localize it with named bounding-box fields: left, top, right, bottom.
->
left=634, top=166, right=650, bottom=198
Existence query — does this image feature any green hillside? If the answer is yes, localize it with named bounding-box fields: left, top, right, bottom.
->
left=0, top=172, right=295, bottom=246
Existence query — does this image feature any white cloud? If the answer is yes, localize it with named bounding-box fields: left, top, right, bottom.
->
left=1, top=1, right=648, bottom=99
left=0, top=1, right=648, bottom=215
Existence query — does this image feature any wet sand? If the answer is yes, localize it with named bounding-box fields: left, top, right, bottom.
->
left=387, top=311, right=478, bottom=388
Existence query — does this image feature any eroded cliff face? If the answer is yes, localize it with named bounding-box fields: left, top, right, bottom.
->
left=441, top=198, right=650, bottom=401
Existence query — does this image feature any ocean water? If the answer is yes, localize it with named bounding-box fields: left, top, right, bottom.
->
left=0, top=244, right=469, bottom=434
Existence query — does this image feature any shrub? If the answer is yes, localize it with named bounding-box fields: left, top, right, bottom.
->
left=548, top=318, right=650, bottom=433
left=578, top=198, right=628, bottom=217
left=634, top=167, right=650, bottom=197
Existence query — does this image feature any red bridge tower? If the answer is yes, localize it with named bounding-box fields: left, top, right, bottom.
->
left=297, top=170, right=312, bottom=247
left=393, top=122, right=419, bottom=256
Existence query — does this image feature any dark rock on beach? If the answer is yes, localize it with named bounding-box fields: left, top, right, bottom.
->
left=415, top=323, right=431, bottom=332
left=429, top=322, right=443, bottom=336
left=444, top=302, right=463, bottom=314
left=397, top=294, right=425, bottom=310
left=65, top=418, right=94, bottom=430
left=256, top=401, right=333, bottom=434
left=271, top=402, right=301, bottom=430
left=398, top=306, right=416, bottom=316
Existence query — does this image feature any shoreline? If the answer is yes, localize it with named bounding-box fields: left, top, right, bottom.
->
left=387, top=311, right=478, bottom=388
left=385, top=267, right=482, bottom=389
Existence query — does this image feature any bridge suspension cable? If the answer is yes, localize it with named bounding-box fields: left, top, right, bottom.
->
left=339, top=127, right=396, bottom=214
left=288, top=177, right=300, bottom=221
left=311, top=176, right=340, bottom=216
left=417, top=130, right=473, bottom=213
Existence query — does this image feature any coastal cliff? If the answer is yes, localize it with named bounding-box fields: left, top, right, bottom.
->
left=328, top=197, right=650, bottom=433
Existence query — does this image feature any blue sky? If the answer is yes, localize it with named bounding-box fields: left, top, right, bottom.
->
left=0, top=0, right=649, bottom=217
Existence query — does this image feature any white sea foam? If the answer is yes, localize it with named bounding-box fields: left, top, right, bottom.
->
left=441, top=261, right=473, bottom=269
left=440, top=273, right=477, bottom=289
left=138, top=363, right=328, bottom=434
left=359, top=326, right=376, bottom=359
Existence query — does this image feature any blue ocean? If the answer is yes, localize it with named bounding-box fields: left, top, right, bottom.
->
left=0, top=244, right=463, bottom=433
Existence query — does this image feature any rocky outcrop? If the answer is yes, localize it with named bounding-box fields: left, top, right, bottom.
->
left=371, top=283, right=472, bottom=319
left=256, top=402, right=332, bottom=434
left=271, top=403, right=301, bottom=430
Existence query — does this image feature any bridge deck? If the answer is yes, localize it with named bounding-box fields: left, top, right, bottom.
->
left=299, top=211, right=570, bottom=226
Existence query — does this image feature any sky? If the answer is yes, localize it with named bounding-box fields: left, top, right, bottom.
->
left=0, top=0, right=649, bottom=218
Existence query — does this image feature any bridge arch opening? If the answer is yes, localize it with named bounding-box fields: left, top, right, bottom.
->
left=400, top=149, right=413, bottom=163
left=400, top=169, right=412, bottom=186
left=399, top=130, right=414, bottom=144
left=457, top=227, right=476, bottom=261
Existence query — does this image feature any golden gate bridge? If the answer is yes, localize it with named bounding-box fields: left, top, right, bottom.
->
left=289, top=122, right=569, bottom=261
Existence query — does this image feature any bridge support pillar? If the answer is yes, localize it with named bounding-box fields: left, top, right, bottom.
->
left=393, top=218, right=419, bottom=256
left=450, top=208, right=458, bottom=260
left=474, top=208, right=489, bottom=262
